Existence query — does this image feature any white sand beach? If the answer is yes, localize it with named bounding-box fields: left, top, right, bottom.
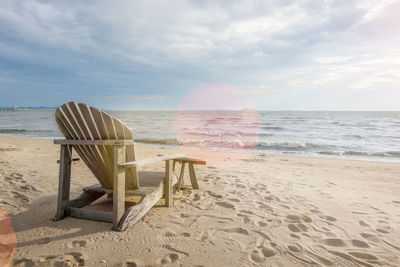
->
left=1, top=135, right=400, bottom=266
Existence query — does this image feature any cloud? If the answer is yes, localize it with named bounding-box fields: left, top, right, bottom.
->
left=106, top=94, right=166, bottom=102
left=0, top=0, right=399, bottom=109
left=243, top=85, right=281, bottom=95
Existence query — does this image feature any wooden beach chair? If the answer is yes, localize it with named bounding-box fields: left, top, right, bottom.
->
left=53, top=101, right=202, bottom=231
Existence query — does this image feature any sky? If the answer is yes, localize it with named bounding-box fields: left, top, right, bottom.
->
left=0, top=0, right=399, bottom=110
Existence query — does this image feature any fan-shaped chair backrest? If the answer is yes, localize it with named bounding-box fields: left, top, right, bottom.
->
left=55, top=102, right=139, bottom=190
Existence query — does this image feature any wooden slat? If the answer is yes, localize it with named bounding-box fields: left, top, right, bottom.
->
left=120, top=154, right=185, bottom=168
left=101, top=111, right=121, bottom=189
left=122, top=124, right=139, bottom=189
left=67, top=102, right=109, bottom=184
left=112, top=116, right=139, bottom=189
left=54, top=139, right=134, bottom=145
left=176, top=158, right=206, bottom=165
left=55, top=114, right=100, bottom=179
left=78, top=103, right=114, bottom=185
left=57, top=105, right=105, bottom=185
left=68, top=207, right=113, bottom=223
left=83, top=183, right=161, bottom=197
left=90, top=106, right=119, bottom=189
left=69, top=191, right=105, bottom=208
left=55, top=114, right=100, bottom=177
left=117, top=170, right=178, bottom=231
left=158, top=154, right=206, bottom=165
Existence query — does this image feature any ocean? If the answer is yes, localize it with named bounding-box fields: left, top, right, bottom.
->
left=0, top=110, right=399, bottom=162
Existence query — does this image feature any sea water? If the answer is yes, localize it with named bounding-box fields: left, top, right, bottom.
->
left=0, top=110, right=399, bottom=162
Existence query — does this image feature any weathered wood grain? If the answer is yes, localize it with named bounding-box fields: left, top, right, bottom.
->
left=113, top=146, right=126, bottom=230
left=54, top=145, right=72, bottom=221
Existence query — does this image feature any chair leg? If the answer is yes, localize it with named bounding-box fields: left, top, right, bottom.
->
left=54, top=145, right=72, bottom=221
left=164, top=160, right=173, bottom=207
left=112, top=146, right=126, bottom=230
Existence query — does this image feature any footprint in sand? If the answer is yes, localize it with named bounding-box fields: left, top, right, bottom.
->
left=249, top=245, right=276, bottom=264
left=237, top=214, right=251, bottom=223
left=11, top=191, right=30, bottom=204
left=376, top=228, right=390, bottom=234
left=159, top=230, right=189, bottom=244
left=310, top=209, right=322, bottom=214
left=207, top=191, right=223, bottom=199
left=9, top=172, right=23, bottom=180
left=286, top=214, right=312, bottom=223
left=376, top=221, right=391, bottom=234
left=19, top=185, right=38, bottom=192
left=258, top=221, right=268, bottom=227
left=199, top=230, right=214, bottom=243
left=215, top=201, right=235, bottom=209
left=351, top=239, right=369, bottom=248
left=235, top=183, right=247, bottom=189
left=360, top=232, right=380, bottom=243
left=289, top=233, right=300, bottom=239
left=348, top=251, right=379, bottom=261
left=122, top=261, right=139, bottom=267
left=160, top=253, right=179, bottom=265
left=223, top=227, right=249, bottom=236
left=321, top=238, right=346, bottom=247
left=71, top=240, right=87, bottom=248
left=288, top=223, right=308, bottom=233
left=288, top=243, right=302, bottom=253
left=14, top=252, right=86, bottom=266
left=324, top=215, right=337, bottom=222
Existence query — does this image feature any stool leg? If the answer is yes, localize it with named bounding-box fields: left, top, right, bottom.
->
left=188, top=163, right=199, bottom=189
left=177, top=162, right=186, bottom=191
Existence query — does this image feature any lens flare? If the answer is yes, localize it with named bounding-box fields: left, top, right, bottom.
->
left=174, top=83, right=261, bottom=168
left=0, top=206, right=17, bottom=267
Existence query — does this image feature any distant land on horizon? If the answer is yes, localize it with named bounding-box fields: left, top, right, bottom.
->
left=0, top=106, right=57, bottom=110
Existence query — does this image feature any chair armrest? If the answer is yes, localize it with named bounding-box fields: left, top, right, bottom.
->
left=120, top=154, right=185, bottom=168
left=54, top=139, right=134, bottom=146
left=157, top=154, right=206, bottom=165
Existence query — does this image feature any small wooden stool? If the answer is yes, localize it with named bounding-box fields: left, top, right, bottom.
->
left=173, top=157, right=206, bottom=190
left=159, top=155, right=206, bottom=191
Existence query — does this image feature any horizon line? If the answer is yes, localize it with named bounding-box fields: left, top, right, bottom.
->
left=1, top=107, right=399, bottom=112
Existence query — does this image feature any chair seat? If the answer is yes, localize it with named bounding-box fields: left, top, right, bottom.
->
left=123, top=171, right=177, bottom=197
left=137, top=171, right=165, bottom=187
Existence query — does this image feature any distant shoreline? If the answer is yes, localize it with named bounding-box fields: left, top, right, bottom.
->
left=1, top=107, right=400, bottom=112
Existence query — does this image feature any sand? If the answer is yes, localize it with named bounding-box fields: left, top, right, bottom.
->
left=1, top=135, right=400, bottom=266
